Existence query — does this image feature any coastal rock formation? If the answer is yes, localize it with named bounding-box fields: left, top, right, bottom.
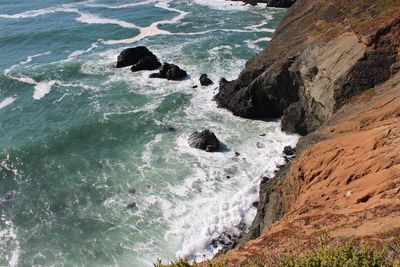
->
left=188, top=130, right=220, bottom=152
left=131, top=54, right=161, bottom=72
left=200, top=74, right=213, bottom=86
left=215, top=72, right=400, bottom=265
left=149, top=63, right=188, bottom=80
left=231, top=0, right=296, bottom=8
left=207, top=0, right=400, bottom=265
left=116, top=46, right=161, bottom=69
left=215, top=0, right=400, bottom=135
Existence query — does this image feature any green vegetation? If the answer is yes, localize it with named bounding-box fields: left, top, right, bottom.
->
left=309, top=20, right=331, bottom=37
left=155, top=240, right=399, bottom=267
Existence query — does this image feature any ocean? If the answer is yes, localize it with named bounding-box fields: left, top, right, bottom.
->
left=0, top=1, right=297, bottom=266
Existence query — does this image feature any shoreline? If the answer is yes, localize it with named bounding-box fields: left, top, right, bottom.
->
left=207, top=0, right=400, bottom=264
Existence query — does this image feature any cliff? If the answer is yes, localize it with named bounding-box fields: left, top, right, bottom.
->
left=216, top=0, right=400, bottom=135
left=212, top=0, right=400, bottom=264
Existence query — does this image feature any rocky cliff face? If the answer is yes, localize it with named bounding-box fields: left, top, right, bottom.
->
left=211, top=0, right=400, bottom=264
left=215, top=0, right=400, bottom=135
left=216, top=72, right=400, bottom=265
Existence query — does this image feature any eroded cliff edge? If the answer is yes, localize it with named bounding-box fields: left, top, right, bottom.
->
left=216, top=0, right=400, bottom=135
left=213, top=0, right=400, bottom=264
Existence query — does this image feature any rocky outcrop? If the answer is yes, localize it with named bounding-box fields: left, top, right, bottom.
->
left=214, top=71, right=400, bottom=266
left=200, top=74, right=213, bottom=86
left=215, top=0, right=400, bottom=135
left=149, top=63, right=188, bottom=80
left=188, top=130, right=220, bottom=152
left=116, top=46, right=161, bottom=69
left=231, top=0, right=296, bottom=8
left=131, top=54, right=161, bottom=72
left=208, top=0, right=400, bottom=265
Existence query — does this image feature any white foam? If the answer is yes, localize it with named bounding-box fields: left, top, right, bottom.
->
left=75, top=12, right=138, bottom=29
left=85, top=0, right=153, bottom=9
left=33, top=81, right=56, bottom=100
left=0, top=6, right=70, bottom=19
left=67, top=42, right=98, bottom=60
left=102, top=0, right=187, bottom=45
left=0, top=97, right=16, bottom=109
left=4, top=51, right=51, bottom=76
left=191, top=0, right=251, bottom=10
left=0, top=215, right=20, bottom=267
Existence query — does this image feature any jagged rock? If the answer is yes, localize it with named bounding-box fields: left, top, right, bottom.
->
left=230, top=0, right=295, bottom=7
left=265, top=0, right=296, bottom=7
left=200, top=74, right=213, bottom=86
left=283, top=146, right=296, bottom=156
left=219, top=78, right=228, bottom=86
left=235, top=152, right=241, bottom=157
left=149, top=63, right=188, bottom=80
left=188, top=130, right=220, bottom=152
left=131, top=54, right=161, bottom=72
left=215, top=0, right=399, bottom=135
left=116, top=46, right=160, bottom=69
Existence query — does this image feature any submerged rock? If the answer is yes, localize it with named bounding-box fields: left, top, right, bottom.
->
left=200, top=74, right=213, bottom=86
left=149, top=63, right=188, bottom=80
left=256, top=142, right=265, bottom=149
left=127, top=202, right=138, bottom=209
left=188, top=130, right=220, bottom=152
left=116, top=46, right=161, bottom=69
left=3, top=190, right=16, bottom=201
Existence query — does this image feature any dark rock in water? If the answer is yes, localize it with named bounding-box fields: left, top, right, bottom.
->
left=188, top=130, right=220, bottom=152
left=260, top=133, right=266, bottom=137
left=200, top=74, right=213, bottom=86
left=3, top=190, right=16, bottom=201
left=262, top=176, right=270, bottom=183
left=192, top=85, right=198, bottom=89
left=127, top=202, right=138, bottom=209
left=230, top=0, right=295, bottom=7
left=130, top=54, right=161, bottom=72
left=226, top=175, right=231, bottom=179
left=166, top=126, right=177, bottom=132
left=266, top=0, right=296, bottom=7
left=235, top=152, right=241, bottom=157
left=219, top=78, right=228, bottom=86
left=128, top=188, right=136, bottom=194
left=149, top=73, right=161, bottom=78
left=252, top=201, right=259, bottom=208
left=149, top=63, right=188, bottom=81
left=256, top=142, right=265, bottom=149
left=116, top=46, right=160, bottom=69
left=283, top=145, right=296, bottom=156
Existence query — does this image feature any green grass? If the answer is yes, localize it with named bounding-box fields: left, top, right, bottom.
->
left=155, top=240, right=399, bottom=267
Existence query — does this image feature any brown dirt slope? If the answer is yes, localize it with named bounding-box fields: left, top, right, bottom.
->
left=216, top=72, right=400, bottom=265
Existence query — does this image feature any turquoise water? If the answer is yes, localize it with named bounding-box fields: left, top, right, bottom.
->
left=0, top=1, right=296, bottom=266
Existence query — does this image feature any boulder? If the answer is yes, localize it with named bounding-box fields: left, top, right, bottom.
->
left=149, top=63, right=188, bottom=81
left=200, top=74, right=213, bottom=86
left=116, top=46, right=161, bottom=69
left=283, top=146, right=296, bottom=156
left=188, top=130, right=220, bottom=152
left=230, top=0, right=295, bottom=7
left=131, top=54, right=161, bottom=72
left=219, top=78, right=228, bottom=86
